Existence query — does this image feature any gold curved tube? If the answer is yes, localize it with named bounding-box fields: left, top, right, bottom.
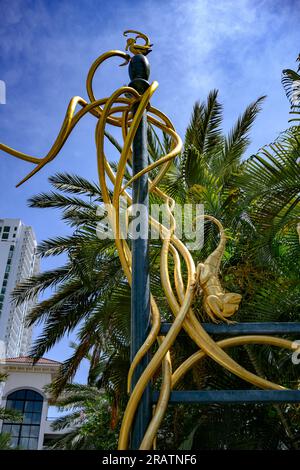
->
left=1, top=96, right=87, bottom=185
left=172, top=336, right=296, bottom=388
left=113, top=82, right=159, bottom=203
left=86, top=50, right=131, bottom=125
left=169, top=244, right=185, bottom=302
left=118, top=278, right=196, bottom=449
left=0, top=95, right=133, bottom=187
left=94, top=86, right=163, bottom=399
left=119, top=196, right=197, bottom=449
left=127, top=295, right=161, bottom=394
left=96, top=86, right=138, bottom=280
left=121, top=126, right=182, bottom=193
left=139, top=338, right=172, bottom=450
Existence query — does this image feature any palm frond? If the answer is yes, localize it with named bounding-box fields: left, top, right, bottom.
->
left=215, top=96, right=265, bottom=180
left=48, top=173, right=101, bottom=197
left=185, top=89, right=223, bottom=155
left=282, top=67, right=300, bottom=118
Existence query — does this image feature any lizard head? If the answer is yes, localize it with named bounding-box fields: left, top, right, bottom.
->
left=221, top=293, right=242, bottom=317
left=204, top=292, right=242, bottom=323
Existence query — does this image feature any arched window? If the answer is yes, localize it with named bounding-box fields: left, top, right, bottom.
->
left=2, top=389, right=43, bottom=449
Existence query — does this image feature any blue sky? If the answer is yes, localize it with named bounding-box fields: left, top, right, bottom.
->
left=0, top=0, right=299, bottom=388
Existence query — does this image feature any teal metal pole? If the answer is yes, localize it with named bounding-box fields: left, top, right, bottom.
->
left=128, top=54, right=151, bottom=449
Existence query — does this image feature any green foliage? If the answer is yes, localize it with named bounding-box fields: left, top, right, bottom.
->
left=0, top=433, right=14, bottom=450
left=282, top=55, right=300, bottom=120
left=45, top=383, right=118, bottom=450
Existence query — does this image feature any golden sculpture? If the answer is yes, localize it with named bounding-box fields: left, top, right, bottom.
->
left=124, top=30, right=153, bottom=56
left=0, top=31, right=297, bottom=450
left=195, top=215, right=242, bottom=323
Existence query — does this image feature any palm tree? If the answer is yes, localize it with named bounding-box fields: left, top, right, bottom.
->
left=44, top=383, right=118, bottom=450
left=11, top=85, right=300, bottom=448
left=156, top=88, right=300, bottom=449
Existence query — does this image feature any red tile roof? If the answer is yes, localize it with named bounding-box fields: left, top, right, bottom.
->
left=5, top=356, right=61, bottom=365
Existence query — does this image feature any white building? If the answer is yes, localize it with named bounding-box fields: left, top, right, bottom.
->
left=0, top=356, right=64, bottom=449
left=0, top=220, right=68, bottom=450
left=0, top=218, right=39, bottom=357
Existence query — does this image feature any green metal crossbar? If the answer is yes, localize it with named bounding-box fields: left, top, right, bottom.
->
left=152, top=390, right=300, bottom=404
left=155, top=322, right=300, bottom=406
left=160, top=322, right=300, bottom=335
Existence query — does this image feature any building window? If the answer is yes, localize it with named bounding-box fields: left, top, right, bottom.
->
left=1, top=288, right=5, bottom=295
left=2, top=233, right=9, bottom=240
left=3, top=226, right=10, bottom=233
left=14, top=227, right=17, bottom=231
left=2, top=389, right=43, bottom=450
